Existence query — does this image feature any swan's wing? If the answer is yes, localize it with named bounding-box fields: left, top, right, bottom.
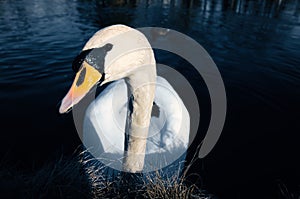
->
left=147, top=76, right=190, bottom=151
left=144, top=76, right=190, bottom=171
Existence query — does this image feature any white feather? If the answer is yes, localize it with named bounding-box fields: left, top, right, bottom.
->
left=83, top=76, right=190, bottom=171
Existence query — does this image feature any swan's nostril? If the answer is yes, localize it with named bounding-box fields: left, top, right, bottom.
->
left=76, top=67, right=86, bottom=87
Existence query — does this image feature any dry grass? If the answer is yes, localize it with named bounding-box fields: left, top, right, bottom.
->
left=277, top=180, right=300, bottom=199
left=0, top=148, right=212, bottom=199
left=79, top=148, right=211, bottom=199
left=141, top=170, right=203, bottom=199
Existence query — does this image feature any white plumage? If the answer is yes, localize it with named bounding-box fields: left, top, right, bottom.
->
left=59, top=24, right=190, bottom=173
left=83, top=76, right=190, bottom=172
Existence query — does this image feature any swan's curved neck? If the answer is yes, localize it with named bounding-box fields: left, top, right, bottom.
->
left=122, top=65, right=156, bottom=172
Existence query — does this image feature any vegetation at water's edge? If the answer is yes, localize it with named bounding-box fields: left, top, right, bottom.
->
left=1, top=149, right=299, bottom=199
left=0, top=149, right=211, bottom=199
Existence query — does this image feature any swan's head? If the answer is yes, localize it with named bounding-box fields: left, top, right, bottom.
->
left=59, top=24, right=155, bottom=114
left=59, top=43, right=113, bottom=114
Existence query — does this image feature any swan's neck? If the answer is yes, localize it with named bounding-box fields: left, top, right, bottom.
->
left=122, top=65, right=156, bottom=173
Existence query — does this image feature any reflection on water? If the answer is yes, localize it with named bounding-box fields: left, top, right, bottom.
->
left=0, top=0, right=299, bottom=198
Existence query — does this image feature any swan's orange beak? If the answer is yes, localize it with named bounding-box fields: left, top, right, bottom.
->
left=59, top=62, right=102, bottom=114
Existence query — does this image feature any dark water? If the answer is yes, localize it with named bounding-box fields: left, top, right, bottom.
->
left=1, top=0, right=300, bottom=198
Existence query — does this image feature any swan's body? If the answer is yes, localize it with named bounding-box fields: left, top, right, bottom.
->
left=83, top=76, right=189, bottom=172
left=59, top=24, right=190, bottom=173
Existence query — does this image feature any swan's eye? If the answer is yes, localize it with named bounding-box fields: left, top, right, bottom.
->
left=71, top=43, right=113, bottom=74
left=72, top=49, right=93, bottom=72
left=85, top=43, right=113, bottom=74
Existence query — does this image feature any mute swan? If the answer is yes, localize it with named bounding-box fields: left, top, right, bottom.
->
left=59, top=24, right=190, bottom=173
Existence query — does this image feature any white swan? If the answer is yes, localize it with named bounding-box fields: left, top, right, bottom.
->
left=59, top=24, right=190, bottom=173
